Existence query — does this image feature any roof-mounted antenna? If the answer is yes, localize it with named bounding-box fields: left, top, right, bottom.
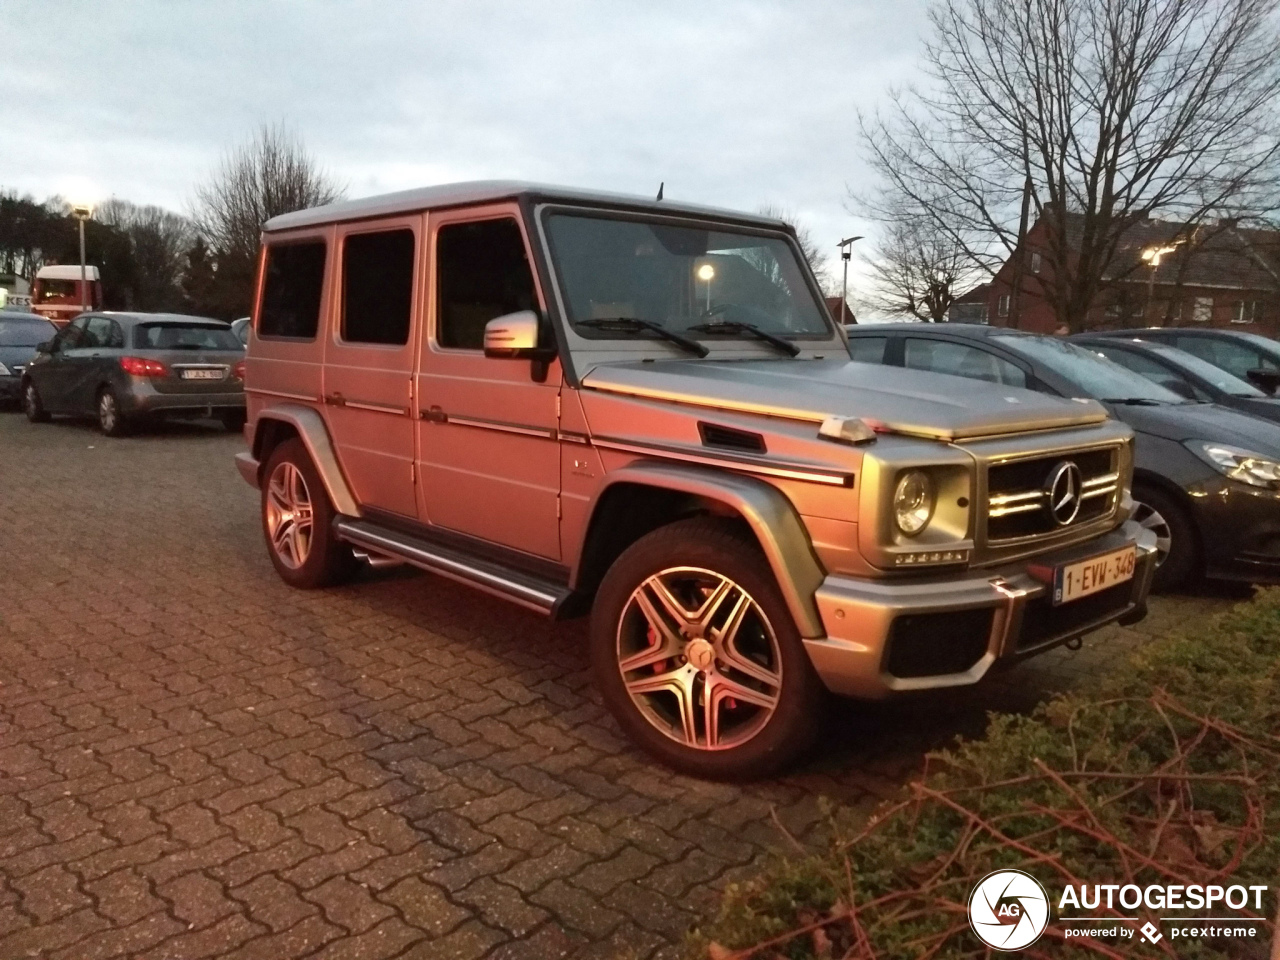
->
left=655, top=182, right=664, bottom=201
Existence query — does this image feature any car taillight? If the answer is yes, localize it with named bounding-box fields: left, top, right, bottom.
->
left=232, top=360, right=246, bottom=380
left=119, top=356, right=169, bottom=377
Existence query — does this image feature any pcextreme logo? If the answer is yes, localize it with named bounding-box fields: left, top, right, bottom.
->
left=968, top=870, right=1051, bottom=950
left=967, top=874, right=1272, bottom=950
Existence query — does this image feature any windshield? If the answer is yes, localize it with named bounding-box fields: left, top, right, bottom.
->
left=545, top=213, right=831, bottom=345
left=996, top=335, right=1185, bottom=403
left=134, top=323, right=241, bottom=351
left=1146, top=343, right=1266, bottom=397
left=36, top=279, right=78, bottom=300
left=0, top=318, right=54, bottom=346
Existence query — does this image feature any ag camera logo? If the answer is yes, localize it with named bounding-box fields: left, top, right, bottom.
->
left=969, top=870, right=1051, bottom=950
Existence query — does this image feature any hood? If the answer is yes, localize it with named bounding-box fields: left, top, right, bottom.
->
left=1113, top=401, right=1280, bottom=457
left=581, top=358, right=1108, bottom=442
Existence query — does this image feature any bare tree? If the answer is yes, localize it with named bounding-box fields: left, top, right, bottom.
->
left=864, top=216, right=980, bottom=321
left=190, top=124, right=344, bottom=317
left=859, top=0, right=1280, bottom=331
left=97, top=199, right=195, bottom=311
left=758, top=204, right=835, bottom=294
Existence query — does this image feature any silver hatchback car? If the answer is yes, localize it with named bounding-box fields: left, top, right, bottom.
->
left=21, top=312, right=246, bottom=436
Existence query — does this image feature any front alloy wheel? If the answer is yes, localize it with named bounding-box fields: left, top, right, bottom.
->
left=265, top=460, right=314, bottom=570
left=24, top=382, right=49, bottom=422
left=617, top=567, right=782, bottom=751
left=1131, top=500, right=1172, bottom=569
left=98, top=389, right=128, bottom=436
left=591, top=518, right=825, bottom=780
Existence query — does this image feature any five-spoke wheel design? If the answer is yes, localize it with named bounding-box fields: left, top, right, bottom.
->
left=1131, top=499, right=1172, bottom=568
left=265, top=461, right=314, bottom=570
left=616, top=566, right=782, bottom=751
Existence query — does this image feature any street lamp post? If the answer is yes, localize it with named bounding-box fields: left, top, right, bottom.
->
left=70, top=204, right=94, bottom=315
left=1141, top=243, right=1179, bottom=323
left=696, top=263, right=715, bottom=313
left=837, top=236, right=863, bottom=325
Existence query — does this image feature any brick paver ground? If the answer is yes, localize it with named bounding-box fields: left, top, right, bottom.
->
left=0, top=411, right=1244, bottom=958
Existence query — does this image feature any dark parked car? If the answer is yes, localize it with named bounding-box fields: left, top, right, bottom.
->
left=21, top=312, right=246, bottom=436
left=1084, top=327, right=1280, bottom=394
left=0, top=312, right=57, bottom=406
left=845, top=324, right=1280, bottom=589
left=1073, top=335, right=1280, bottom=426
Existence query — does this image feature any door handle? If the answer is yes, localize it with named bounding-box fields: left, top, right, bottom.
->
left=323, top=392, right=347, bottom=407
left=421, top=405, right=447, bottom=423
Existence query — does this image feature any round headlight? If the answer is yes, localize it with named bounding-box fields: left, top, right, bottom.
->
left=894, top=470, right=934, bottom=536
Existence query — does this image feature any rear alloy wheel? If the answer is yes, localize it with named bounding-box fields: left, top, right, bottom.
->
left=1133, top=485, right=1197, bottom=591
left=23, top=382, right=49, bottom=422
left=261, top=438, right=357, bottom=589
left=97, top=388, right=130, bottom=437
left=591, top=518, right=825, bottom=780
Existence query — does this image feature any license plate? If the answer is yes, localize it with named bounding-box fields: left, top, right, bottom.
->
left=180, top=369, right=224, bottom=380
left=1054, top=545, right=1137, bottom=605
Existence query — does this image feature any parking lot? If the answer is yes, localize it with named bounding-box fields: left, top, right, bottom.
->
left=0, top=412, right=1243, bottom=959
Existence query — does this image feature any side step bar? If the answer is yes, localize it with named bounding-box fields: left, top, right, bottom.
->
left=333, top=518, right=573, bottom=617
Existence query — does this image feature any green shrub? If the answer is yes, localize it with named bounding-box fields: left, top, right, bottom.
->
left=687, top=590, right=1280, bottom=960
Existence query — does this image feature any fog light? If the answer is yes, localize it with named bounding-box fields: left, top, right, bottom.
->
left=894, top=470, right=934, bottom=536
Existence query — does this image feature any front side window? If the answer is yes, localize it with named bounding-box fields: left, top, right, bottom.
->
left=997, top=335, right=1183, bottom=403
left=259, top=241, right=326, bottom=339
left=437, top=219, right=537, bottom=351
left=545, top=213, right=830, bottom=343
left=56, top=316, right=88, bottom=349
left=1173, top=336, right=1275, bottom=379
left=904, top=338, right=1026, bottom=387
left=342, top=229, right=415, bottom=345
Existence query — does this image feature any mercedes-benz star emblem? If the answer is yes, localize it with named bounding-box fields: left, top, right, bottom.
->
left=1046, top=461, right=1082, bottom=526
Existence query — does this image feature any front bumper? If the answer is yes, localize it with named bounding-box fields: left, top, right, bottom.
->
left=1189, top=478, right=1280, bottom=584
left=803, top=520, right=1158, bottom=699
left=0, top=375, right=20, bottom=401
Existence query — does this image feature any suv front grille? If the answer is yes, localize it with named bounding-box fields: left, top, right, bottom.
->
left=987, top=448, right=1118, bottom=542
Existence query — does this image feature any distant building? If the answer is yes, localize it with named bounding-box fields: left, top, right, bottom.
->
left=826, top=296, right=856, bottom=324
left=947, top=282, right=991, bottom=324
left=984, top=214, right=1280, bottom=336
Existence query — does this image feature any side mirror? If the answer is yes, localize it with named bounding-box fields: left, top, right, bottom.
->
left=1246, top=367, right=1280, bottom=395
left=483, top=311, right=547, bottom=358
left=35, top=341, right=52, bottom=354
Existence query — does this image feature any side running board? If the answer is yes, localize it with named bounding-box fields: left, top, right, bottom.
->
left=332, top=518, right=573, bottom=617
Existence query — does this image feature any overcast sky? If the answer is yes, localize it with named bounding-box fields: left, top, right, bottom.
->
left=1, top=0, right=930, bottom=296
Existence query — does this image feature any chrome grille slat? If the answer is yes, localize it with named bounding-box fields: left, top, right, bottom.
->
left=984, top=446, right=1119, bottom=544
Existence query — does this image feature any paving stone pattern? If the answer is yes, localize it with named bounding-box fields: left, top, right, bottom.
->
left=0, top=413, right=1238, bottom=958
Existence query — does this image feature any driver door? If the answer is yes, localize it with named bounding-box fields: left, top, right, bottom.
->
left=35, top=316, right=88, bottom=411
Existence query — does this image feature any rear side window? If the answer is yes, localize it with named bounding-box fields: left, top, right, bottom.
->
left=259, top=241, right=326, bottom=339
left=135, top=324, right=241, bottom=350
left=342, top=229, right=415, bottom=345
left=847, top=336, right=887, bottom=363
left=437, top=219, right=537, bottom=350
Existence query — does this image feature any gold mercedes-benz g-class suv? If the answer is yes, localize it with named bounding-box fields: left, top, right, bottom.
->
left=235, top=181, right=1157, bottom=779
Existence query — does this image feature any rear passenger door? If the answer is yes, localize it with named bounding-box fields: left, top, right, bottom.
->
left=322, top=218, right=423, bottom=520
left=415, top=206, right=562, bottom=560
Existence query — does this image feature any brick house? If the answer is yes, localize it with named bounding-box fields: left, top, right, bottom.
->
left=976, top=214, right=1280, bottom=336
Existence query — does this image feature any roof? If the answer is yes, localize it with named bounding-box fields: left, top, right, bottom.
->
left=1033, top=213, right=1280, bottom=292
left=264, top=180, right=791, bottom=233
left=36, top=265, right=100, bottom=281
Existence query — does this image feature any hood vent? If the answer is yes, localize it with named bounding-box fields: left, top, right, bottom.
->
left=698, top=422, right=767, bottom=454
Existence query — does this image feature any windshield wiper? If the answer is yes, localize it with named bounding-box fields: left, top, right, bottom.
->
left=1100, top=397, right=1165, bottom=406
left=687, top=320, right=800, bottom=357
left=576, top=317, right=708, bottom=358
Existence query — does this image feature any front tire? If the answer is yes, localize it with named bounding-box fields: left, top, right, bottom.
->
left=23, top=382, right=49, bottom=422
left=261, top=438, right=357, bottom=589
left=590, top=518, right=826, bottom=780
left=97, top=388, right=130, bottom=437
left=220, top=410, right=247, bottom=433
left=1133, top=484, right=1197, bottom=591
